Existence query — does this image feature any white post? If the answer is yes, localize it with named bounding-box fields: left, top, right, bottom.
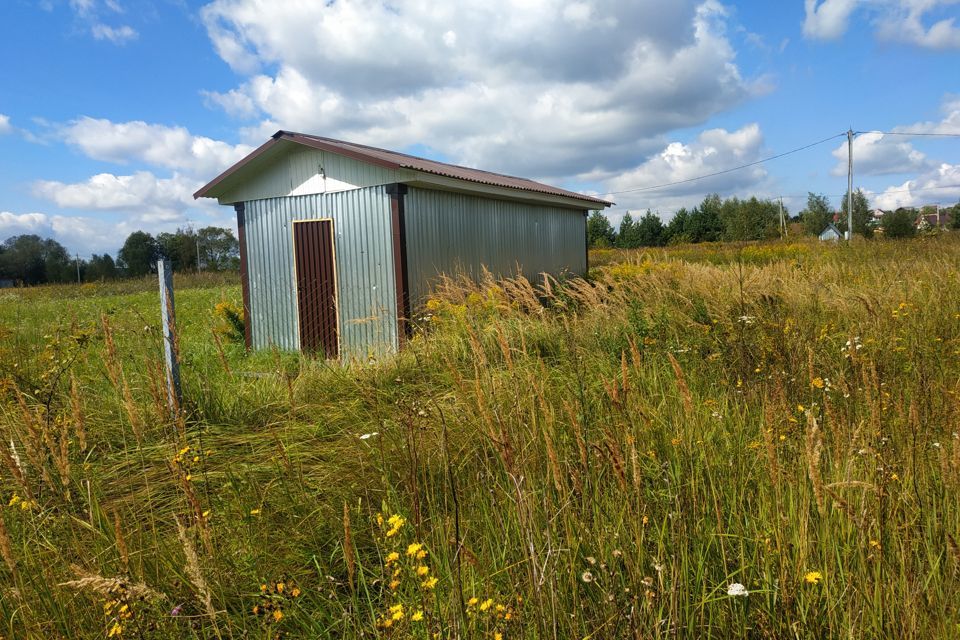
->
left=157, top=258, right=183, bottom=419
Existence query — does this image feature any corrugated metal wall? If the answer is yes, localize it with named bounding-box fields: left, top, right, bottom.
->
left=242, top=187, right=398, bottom=358
left=404, top=187, right=587, bottom=308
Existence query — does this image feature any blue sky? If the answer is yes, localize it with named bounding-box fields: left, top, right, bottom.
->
left=1, top=0, right=959, bottom=256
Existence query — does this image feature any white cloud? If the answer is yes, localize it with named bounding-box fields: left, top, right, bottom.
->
left=91, top=23, right=138, bottom=44
left=0, top=211, right=178, bottom=255
left=32, top=171, right=204, bottom=222
left=602, top=123, right=769, bottom=214
left=60, top=117, right=252, bottom=177
left=831, top=132, right=930, bottom=176
left=803, top=0, right=859, bottom=40
left=804, top=0, right=960, bottom=49
left=0, top=114, right=11, bottom=135
left=896, top=96, right=960, bottom=134
left=871, top=162, right=960, bottom=209
left=200, top=0, right=754, bottom=178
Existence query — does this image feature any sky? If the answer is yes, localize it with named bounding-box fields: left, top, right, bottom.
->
left=1, top=0, right=959, bottom=257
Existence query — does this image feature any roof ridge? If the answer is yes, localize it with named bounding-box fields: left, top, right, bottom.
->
left=283, top=131, right=609, bottom=204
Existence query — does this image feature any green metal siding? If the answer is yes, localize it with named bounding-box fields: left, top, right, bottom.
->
left=242, top=187, right=398, bottom=358
left=404, top=187, right=587, bottom=309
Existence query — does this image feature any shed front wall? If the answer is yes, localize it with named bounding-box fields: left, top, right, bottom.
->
left=404, top=187, right=587, bottom=309
left=242, top=187, right=398, bottom=358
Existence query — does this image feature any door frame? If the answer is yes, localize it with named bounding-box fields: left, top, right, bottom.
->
left=291, top=217, right=341, bottom=358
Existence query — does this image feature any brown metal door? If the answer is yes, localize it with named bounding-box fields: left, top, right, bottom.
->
left=294, top=220, right=339, bottom=358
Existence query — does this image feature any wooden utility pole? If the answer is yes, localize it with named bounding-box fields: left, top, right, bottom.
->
left=847, top=129, right=854, bottom=241
left=75, top=253, right=81, bottom=284
left=778, top=197, right=786, bottom=238
left=157, top=258, right=183, bottom=419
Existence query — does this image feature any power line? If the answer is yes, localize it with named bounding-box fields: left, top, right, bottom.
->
left=856, top=130, right=960, bottom=138
left=607, top=132, right=847, bottom=196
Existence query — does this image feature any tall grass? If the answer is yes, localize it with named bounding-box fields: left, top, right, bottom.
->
left=1, top=236, right=959, bottom=638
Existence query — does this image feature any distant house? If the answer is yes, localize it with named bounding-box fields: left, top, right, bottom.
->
left=819, top=223, right=842, bottom=242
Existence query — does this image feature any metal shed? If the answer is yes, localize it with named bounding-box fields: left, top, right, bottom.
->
left=195, top=131, right=611, bottom=359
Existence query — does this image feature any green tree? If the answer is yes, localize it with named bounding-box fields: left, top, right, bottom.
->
left=117, top=231, right=159, bottom=277
left=157, top=228, right=199, bottom=272
left=949, top=202, right=960, bottom=229
left=838, top=189, right=874, bottom=238
left=197, top=226, right=240, bottom=271
left=85, top=253, right=118, bottom=281
left=0, top=235, right=72, bottom=284
left=686, top=195, right=724, bottom=243
left=586, top=211, right=616, bottom=248
left=720, top=196, right=780, bottom=241
left=617, top=212, right=640, bottom=249
left=801, top=192, right=834, bottom=236
left=881, top=208, right=917, bottom=239
left=665, top=208, right=690, bottom=244
left=635, top=210, right=666, bottom=247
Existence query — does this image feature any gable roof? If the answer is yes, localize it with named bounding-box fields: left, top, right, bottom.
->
left=820, top=223, right=842, bottom=236
left=194, top=130, right=612, bottom=207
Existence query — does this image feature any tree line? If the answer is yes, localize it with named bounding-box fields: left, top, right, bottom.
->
left=589, top=190, right=960, bottom=248
left=0, top=226, right=239, bottom=285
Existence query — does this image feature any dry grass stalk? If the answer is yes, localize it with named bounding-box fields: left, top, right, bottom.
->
left=113, top=511, right=130, bottom=573
left=805, top=411, right=825, bottom=515
left=175, top=518, right=217, bottom=619
left=55, top=414, right=71, bottom=498
left=666, top=353, right=693, bottom=416
left=562, top=399, right=589, bottom=474
left=0, top=514, right=17, bottom=580
left=343, top=502, right=355, bottom=592
left=13, top=389, right=53, bottom=489
left=761, top=399, right=780, bottom=481
left=210, top=328, right=232, bottom=375
left=602, top=429, right=628, bottom=490
left=626, top=433, right=641, bottom=492
left=101, top=315, right=145, bottom=442
left=1, top=438, right=32, bottom=499
left=59, top=564, right=162, bottom=601
left=495, top=324, right=513, bottom=371
left=69, top=374, right=87, bottom=452
left=144, top=357, right=168, bottom=422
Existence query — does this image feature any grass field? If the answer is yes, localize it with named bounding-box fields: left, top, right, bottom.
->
left=1, top=237, right=959, bottom=639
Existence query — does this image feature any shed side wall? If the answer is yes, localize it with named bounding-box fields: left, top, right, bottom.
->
left=404, top=187, right=587, bottom=309
left=243, top=187, right=398, bottom=358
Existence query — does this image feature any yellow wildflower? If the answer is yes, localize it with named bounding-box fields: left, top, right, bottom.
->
left=386, top=552, right=400, bottom=564
left=422, top=577, right=438, bottom=589
left=416, top=549, right=427, bottom=560
left=495, top=633, right=503, bottom=640
left=804, top=571, right=823, bottom=585
left=468, top=597, right=479, bottom=606
left=811, top=377, right=824, bottom=389
left=273, top=609, right=283, bottom=622
left=406, top=542, right=423, bottom=557
left=411, top=610, right=424, bottom=622
left=291, top=587, right=301, bottom=597
left=416, top=565, right=429, bottom=576
left=389, top=580, right=400, bottom=590
left=276, top=582, right=284, bottom=593
left=250, top=509, right=261, bottom=515
left=107, top=623, right=123, bottom=637
left=480, top=598, right=493, bottom=611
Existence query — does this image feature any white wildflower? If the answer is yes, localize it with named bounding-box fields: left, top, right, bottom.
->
left=359, top=432, right=379, bottom=440
left=727, top=583, right=748, bottom=597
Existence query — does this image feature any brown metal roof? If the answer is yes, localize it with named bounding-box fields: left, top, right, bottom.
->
left=194, top=130, right=613, bottom=207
